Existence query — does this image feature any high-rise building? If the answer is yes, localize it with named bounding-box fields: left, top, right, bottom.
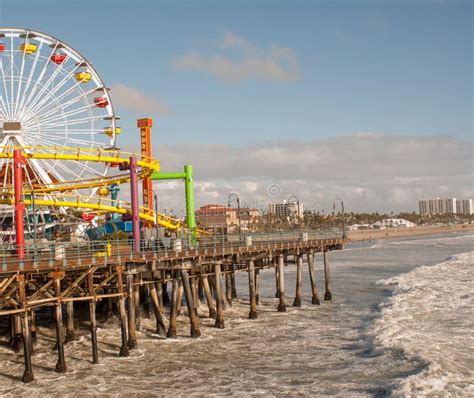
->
left=456, top=199, right=473, bottom=215
left=419, top=197, right=472, bottom=215
left=268, top=200, right=304, bottom=223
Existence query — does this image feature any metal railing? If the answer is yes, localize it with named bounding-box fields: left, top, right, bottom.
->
left=0, top=228, right=347, bottom=272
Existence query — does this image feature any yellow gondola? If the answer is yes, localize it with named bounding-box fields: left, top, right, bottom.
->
left=98, top=187, right=109, bottom=196
left=104, top=127, right=121, bottom=137
left=19, top=42, right=37, bottom=54
left=75, top=71, right=92, bottom=83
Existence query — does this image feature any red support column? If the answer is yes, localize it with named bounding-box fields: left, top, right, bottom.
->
left=13, top=149, right=25, bottom=259
left=129, top=156, right=140, bottom=254
left=137, top=118, right=154, bottom=227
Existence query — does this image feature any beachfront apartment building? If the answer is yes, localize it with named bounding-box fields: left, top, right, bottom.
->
left=418, top=198, right=473, bottom=215
left=457, top=199, right=473, bottom=215
left=195, top=204, right=259, bottom=233
left=268, top=200, right=304, bottom=224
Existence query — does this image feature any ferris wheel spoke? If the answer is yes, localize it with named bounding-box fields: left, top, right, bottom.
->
left=18, top=75, right=76, bottom=124
left=20, top=56, right=73, bottom=115
left=18, top=46, right=60, bottom=118
left=13, top=33, right=32, bottom=119
left=30, top=114, right=108, bottom=129
left=9, top=35, right=14, bottom=117
left=24, top=62, right=81, bottom=116
left=33, top=86, right=98, bottom=123
left=0, top=60, right=12, bottom=119
left=32, top=132, right=104, bottom=149
left=23, top=63, right=79, bottom=113
left=16, top=40, right=52, bottom=119
left=33, top=103, right=96, bottom=127
left=31, top=81, right=94, bottom=120
left=0, top=96, right=9, bottom=120
left=35, top=128, right=104, bottom=135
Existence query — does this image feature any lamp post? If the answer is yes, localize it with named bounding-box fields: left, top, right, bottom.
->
left=287, top=195, right=301, bottom=231
left=227, top=193, right=242, bottom=240
left=333, top=197, right=346, bottom=239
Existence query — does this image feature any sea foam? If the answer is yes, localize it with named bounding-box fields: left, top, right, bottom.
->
left=373, top=251, right=474, bottom=396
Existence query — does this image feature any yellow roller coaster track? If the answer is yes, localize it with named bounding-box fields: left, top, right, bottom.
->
left=0, top=146, right=187, bottom=231
left=0, top=146, right=160, bottom=193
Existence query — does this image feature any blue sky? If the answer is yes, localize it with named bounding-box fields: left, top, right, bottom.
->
left=1, top=0, right=471, bottom=146
left=0, top=0, right=472, bottom=212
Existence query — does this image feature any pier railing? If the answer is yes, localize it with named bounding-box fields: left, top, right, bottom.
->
left=0, top=228, right=347, bottom=272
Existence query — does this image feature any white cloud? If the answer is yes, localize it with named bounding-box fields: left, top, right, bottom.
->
left=110, top=83, right=170, bottom=115
left=149, top=134, right=473, bottom=216
left=172, top=32, right=300, bottom=84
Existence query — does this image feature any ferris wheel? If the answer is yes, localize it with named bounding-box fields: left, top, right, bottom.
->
left=0, top=27, right=120, bottom=236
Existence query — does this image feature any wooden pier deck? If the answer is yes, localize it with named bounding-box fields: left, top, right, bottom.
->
left=0, top=229, right=346, bottom=383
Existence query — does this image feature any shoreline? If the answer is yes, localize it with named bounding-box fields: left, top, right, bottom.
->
left=348, top=224, right=474, bottom=242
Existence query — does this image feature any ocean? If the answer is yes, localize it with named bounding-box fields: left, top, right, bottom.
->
left=0, top=232, right=472, bottom=397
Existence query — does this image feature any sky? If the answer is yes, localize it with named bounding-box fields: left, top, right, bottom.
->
left=0, top=0, right=472, bottom=215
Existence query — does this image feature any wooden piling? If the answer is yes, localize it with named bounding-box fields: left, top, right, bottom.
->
left=248, top=260, right=257, bottom=319
left=31, top=310, right=37, bottom=342
left=53, top=273, right=66, bottom=373
left=323, top=251, right=332, bottom=301
left=166, top=270, right=179, bottom=338
left=231, top=265, right=237, bottom=299
left=275, top=264, right=280, bottom=298
left=156, top=280, right=164, bottom=313
left=225, top=271, right=232, bottom=307
left=134, top=276, right=141, bottom=331
left=307, top=251, right=320, bottom=305
left=191, top=276, right=200, bottom=316
left=149, top=281, right=167, bottom=336
left=116, top=266, right=129, bottom=357
left=255, top=268, right=260, bottom=305
left=214, top=264, right=225, bottom=329
left=176, top=279, right=183, bottom=316
left=126, top=270, right=137, bottom=349
left=198, top=276, right=205, bottom=302
left=64, top=301, right=75, bottom=344
left=180, top=269, right=201, bottom=338
left=293, top=254, right=303, bottom=307
left=277, top=255, right=286, bottom=312
left=141, top=284, right=151, bottom=319
left=11, top=314, right=22, bottom=352
left=87, top=272, right=99, bottom=364
left=18, top=274, right=34, bottom=383
left=201, top=275, right=216, bottom=319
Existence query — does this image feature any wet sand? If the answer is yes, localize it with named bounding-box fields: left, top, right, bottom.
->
left=349, top=224, right=474, bottom=242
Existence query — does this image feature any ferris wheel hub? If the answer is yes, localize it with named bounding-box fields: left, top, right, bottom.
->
left=3, top=121, right=22, bottom=133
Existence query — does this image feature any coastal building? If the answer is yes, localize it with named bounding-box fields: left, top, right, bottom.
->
left=456, top=199, right=473, bottom=215
left=419, top=198, right=461, bottom=215
left=268, top=200, right=304, bottom=224
left=372, top=218, right=416, bottom=229
left=195, top=204, right=259, bottom=233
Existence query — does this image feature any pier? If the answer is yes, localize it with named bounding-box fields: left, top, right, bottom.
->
left=0, top=230, right=345, bottom=383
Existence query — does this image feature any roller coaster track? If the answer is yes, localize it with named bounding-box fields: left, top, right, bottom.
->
left=0, top=146, right=188, bottom=231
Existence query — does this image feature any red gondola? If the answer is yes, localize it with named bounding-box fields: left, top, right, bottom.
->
left=94, top=97, right=109, bottom=108
left=81, top=213, right=95, bottom=222
left=0, top=43, right=5, bottom=52
left=50, top=52, right=67, bottom=65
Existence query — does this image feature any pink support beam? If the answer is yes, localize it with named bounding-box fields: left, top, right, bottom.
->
left=129, top=156, right=140, bottom=254
left=13, top=149, right=25, bottom=259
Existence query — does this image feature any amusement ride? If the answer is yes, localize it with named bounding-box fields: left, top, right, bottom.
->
left=0, top=28, right=192, bottom=246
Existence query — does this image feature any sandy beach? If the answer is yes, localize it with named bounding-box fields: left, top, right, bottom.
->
left=349, top=224, right=474, bottom=242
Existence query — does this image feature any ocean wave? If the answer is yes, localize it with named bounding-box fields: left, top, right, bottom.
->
left=371, top=251, right=474, bottom=396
